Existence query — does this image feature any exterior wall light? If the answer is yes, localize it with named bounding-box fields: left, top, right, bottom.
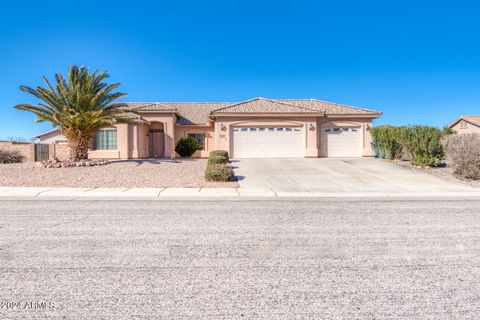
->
left=309, top=124, right=316, bottom=131
left=221, top=124, right=227, bottom=131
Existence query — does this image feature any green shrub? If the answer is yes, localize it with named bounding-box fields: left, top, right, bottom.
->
left=442, top=133, right=480, bottom=180
left=205, top=164, right=234, bottom=181
left=370, top=126, right=404, bottom=160
left=371, top=125, right=452, bottom=167
left=403, top=126, right=451, bottom=167
left=210, top=150, right=229, bottom=162
left=175, top=136, right=200, bottom=157
left=0, top=149, right=23, bottom=164
left=208, top=155, right=227, bottom=165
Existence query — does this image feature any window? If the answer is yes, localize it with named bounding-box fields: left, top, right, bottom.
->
left=93, top=129, right=117, bottom=150
left=276, top=128, right=284, bottom=131
left=351, top=128, right=358, bottom=132
left=268, top=128, right=275, bottom=131
left=250, top=128, right=257, bottom=131
left=241, top=128, right=248, bottom=132
left=285, top=128, right=292, bottom=132
left=187, top=133, right=206, bottom=150
left=460, top=121, right=467, bottom=129
left=333, top=128, right=341, bottom=132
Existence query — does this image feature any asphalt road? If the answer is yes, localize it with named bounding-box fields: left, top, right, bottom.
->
left=1, top=199, right=480, bottom=319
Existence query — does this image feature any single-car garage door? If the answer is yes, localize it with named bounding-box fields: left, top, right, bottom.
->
left=232, top=127, right=304, bottom=158
left=322, top=127, right=362, bottom=157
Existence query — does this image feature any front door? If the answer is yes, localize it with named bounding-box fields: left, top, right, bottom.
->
left=148, top=131, right=165, bottom=158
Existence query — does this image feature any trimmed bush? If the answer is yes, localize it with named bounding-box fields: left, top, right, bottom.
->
left=210, top=150, right=229, bottom=162
left=205, top=164, right=234, bottom=181
left=442, top=133, right=480, bottom=180
left=0, top=149, right=23, bottom=164
left=175, top=136, right=200, bottom=157
left=208, top=155, right=227, bottom=165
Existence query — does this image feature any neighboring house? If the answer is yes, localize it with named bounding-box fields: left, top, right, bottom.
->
left=448, top=116, right=480, bottom=134
left=34, top=128, right=67, bottom=144
left=33, top=97, right=382, bottom=159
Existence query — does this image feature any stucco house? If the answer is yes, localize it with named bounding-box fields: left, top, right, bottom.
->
left=448, top=116, right=480, bottom=134
left=34, top=97, right=381, bottom=159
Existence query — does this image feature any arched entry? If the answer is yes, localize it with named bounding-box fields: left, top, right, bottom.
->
left=148, top=122, right=165, bottom=158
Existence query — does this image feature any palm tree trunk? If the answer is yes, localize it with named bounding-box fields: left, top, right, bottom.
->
left=68, top=136, right=92, bottom=160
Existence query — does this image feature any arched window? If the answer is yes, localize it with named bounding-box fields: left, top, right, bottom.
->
left=93, top=128, right=117, bottom=150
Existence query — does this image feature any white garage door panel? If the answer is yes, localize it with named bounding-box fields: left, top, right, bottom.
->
left=322, top=127, right=362, bottom=157
left=232, top=127, right=304, bottom=158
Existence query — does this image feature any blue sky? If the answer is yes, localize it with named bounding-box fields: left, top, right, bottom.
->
left=1, top=0, right=479, bottom=139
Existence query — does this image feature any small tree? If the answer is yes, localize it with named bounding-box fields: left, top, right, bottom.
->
left=175, top=136, right=200, bottom=157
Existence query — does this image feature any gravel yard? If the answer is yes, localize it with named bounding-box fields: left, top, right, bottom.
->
left=394, top=160, right=480, bottom=188
left=0, top=159, right=238, bottom=188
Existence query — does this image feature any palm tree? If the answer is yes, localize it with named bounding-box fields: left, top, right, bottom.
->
left=15, top=65, right=130, bottom=160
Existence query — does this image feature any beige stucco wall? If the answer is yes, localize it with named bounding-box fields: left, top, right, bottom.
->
left=88, top=114, right=177, bottom=160
left=213, top=115, right=375, bottom=158
left=451, top=121, right=480, bottom=134
left=213, top=116, right=319, bottom=158
left=87, top=114, right=376, bottom=160
left=175, top=126, right=215, bottom=158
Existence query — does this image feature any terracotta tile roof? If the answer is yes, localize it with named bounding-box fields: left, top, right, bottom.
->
left=462, top=116, right=480, bottom=126
left=211, top=97, right=321, bottom=115
left=276, top=99, right=381, bottom=115
left=124, top=98, right=381, bottom=125
left=161, top=102, right=231, bottom=125
left=124, top=102, right=231, bottom=125
left=125, top=102, right=177, bottom=112
left=119, top=112, right=150, bottom=124
left=449, top=116, right=480, bottom=128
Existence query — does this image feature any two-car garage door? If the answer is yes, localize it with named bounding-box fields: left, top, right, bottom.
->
left=232, top=127, right=304, bottom=158
left=231, top=125, right=363, bottom=158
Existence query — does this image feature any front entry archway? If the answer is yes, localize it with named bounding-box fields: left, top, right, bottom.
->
left=148, top=122, right=165, bottom=158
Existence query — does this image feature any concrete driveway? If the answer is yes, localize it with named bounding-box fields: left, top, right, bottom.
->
left=233, top=158, right=477, bottom=196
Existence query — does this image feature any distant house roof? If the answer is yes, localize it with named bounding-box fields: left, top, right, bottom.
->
left=449, top=116, right=480, bottom=128
left=124, top=97, right=381, bottom=124
left=34, top=128, right=61, bottom=139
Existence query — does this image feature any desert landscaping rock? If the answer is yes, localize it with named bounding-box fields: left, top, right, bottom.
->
left=0, top=159, right=238, bottom=188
